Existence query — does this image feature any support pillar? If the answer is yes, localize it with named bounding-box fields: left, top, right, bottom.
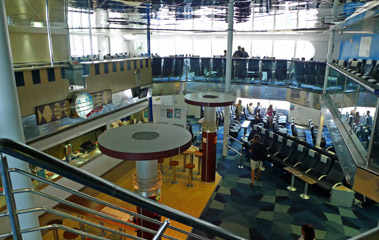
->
left=0, top=1, right=41, bottom=238
left=134, top=160, right=161, bottom=239
left=223, top=0, right=234, bottom=156
left=202, top=107, right=217, bottom=183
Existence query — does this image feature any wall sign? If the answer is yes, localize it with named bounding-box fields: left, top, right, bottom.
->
left=35, top=89, right=112, bottom=125
left=359, top=36, right=372, bottom=58
left=71, top=92, right=94, bottom=119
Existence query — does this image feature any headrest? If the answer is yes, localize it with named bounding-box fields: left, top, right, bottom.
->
left=269, top=131, right=274, bottom=138
left=298, top=145, right=304, bottom=152
left=261, top=128, right=266, bottom=134
left=351, top=61, right=358, bottom=67
left=278, top=136, right=283, bottom=143
left=287, top=140, right=293, bottom=147
left=308, top=149, right=315, bottom=157
left=320, top=155, right=328, bottom=164
left=253, top=125, right=257, bottom=130
left=367, top=59, right=372, bottom=65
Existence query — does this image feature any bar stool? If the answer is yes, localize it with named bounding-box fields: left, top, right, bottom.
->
left=185, top=163, right=195, bottom=187
left=169, top=161, right=179, bottom=184
left=182, top=151, right=192, bottom=172
left=63, top=228, right=79, bottom=240
left=194, top=151, right=203, bottom=175
left=168, top=157, right=173, bottom=169
left=47, top=219, right=63, bottom=240
left=158, top=158, right=164, bottom=174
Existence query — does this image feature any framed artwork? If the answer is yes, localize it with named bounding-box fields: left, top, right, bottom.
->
left=160, top=108, right=166, bottom=117
left=167, top=109, right=173, bottom=118
left=175, top=108, right=181, bottom=118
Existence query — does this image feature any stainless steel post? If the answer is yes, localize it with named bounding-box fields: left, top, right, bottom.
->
left=45, top=0, right=54, bottom=66
left=223, top=0, right=234, bottom=156
left=323, top=28, right=335, bottom=93
left=0, top=155, right=22, bottom=240
left=87, top=0, right=94, bottom=62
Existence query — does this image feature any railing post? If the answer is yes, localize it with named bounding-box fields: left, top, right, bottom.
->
left=0, top=154, right=22, bottom=240
left=152, top=219, right=170, bottom=240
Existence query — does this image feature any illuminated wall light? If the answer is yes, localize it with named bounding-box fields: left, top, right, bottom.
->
left=31, top=21, right=45, bottom=28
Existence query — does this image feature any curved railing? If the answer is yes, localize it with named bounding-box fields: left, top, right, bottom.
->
left=0, top=138, right=246, bottom=240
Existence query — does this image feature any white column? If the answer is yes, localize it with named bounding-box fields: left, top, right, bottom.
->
left=223, top=0, right=234, bottom=156
left=0, top=1, right=41, bottom=238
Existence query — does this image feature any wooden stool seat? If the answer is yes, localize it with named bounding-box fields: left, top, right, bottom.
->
left=194, top=151, right=203, bottom=175
left=170, top=161, right=179, bottom=184
left=63, top=228, right=79, bottom=239
left=185, top=163, right=195, bottom=169
left=185, top=163, right=195, bottom=187
left=169, top=161, right=179, bottom=167
left=194, top=151, right=203, bottom=157
left=182, top=151, right=193, bottom=171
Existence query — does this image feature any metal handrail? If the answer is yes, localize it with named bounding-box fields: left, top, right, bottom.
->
left=153, top=219, right=170, bottom=240
left=0, top=138, right=246, bottom=240
left=9, top=168, right=208, bottom=240
left=227, top=134, right=244, bottom=168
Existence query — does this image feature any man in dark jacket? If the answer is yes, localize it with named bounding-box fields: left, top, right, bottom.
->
left=249, top=134, right=266, bottom=185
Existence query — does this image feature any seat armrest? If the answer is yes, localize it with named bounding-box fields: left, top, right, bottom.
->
left=283, top=157, right=289, bottom=162
left=305, top=168, right=313, bottom=174
left=318, top=175, right=326, bottom=181
left=332, top=182, right=343, bottom=189
left=294, top=162, right=301, bottom=167
left=273, top=152, right=280, bottom=157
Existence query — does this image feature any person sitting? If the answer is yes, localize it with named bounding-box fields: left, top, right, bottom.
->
left=247, top=103, right=254, bottom=115
left=298, top=224, right=315, bottom=240
left=235, top=100, right=243, bottom=122
left=253, top=102, right=261, bottom=124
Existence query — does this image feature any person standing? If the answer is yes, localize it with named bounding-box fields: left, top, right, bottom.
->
left=235, top=99, right=243, bottom=122
left=267, top=104, right=274, bottom=128
left=247, top=102, right=254, bottom=115
left=241, top=48, right=249, bottom=58
left=233, top=46, right=244, bottom=58
left=249, top=134, right=266, bottom=185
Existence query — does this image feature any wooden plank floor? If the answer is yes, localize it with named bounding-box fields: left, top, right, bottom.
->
left=40, top=154, right=221, bottom=239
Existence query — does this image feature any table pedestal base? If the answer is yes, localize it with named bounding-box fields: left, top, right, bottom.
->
left=300, top=183, right=310, bottom=200
left=287, top=175, right=297, bottom=191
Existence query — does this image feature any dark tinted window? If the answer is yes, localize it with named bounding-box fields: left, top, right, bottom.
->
left=112, top=62, right=117, bottom=72
left=47, top=68, right=55, bottom=82
left=133, top=60, right=137, bottom=69
left=120, top=62, right=124, bottom=71
left=145, top=59, right=149, bottom=67
left=32, top=70, right=41, bottom=84
left=95, top=64, right=100, bottom=75
left=61, top=67, right=65, bottom=78
left=127, top=61, right=131, bottom=70
left=104, top=63, right=109, bottom=73
left=14, top=72, right=24, bottom=87
left=140, top=60, right=143, bottom=68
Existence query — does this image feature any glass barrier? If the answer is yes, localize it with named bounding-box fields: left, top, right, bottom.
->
left=152, top=57, right=326, bottom=92
left=326, top=66, right=379, bottom=173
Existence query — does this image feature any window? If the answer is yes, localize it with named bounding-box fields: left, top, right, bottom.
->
left=273, top=40, right=295, bottom=60
left=32, top=70, right=41, bottom=84
left=252, top=40, right=273, bottom=58
left=14, top=72, right=24, bottom=87
left=193, top=39, right=211, bottom=57
left=295, top=40, right=315, bottom=60
left=47, top=68, right=55, bottom=82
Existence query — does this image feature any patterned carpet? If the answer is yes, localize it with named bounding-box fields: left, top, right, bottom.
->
left=188, top=118, right=379, bottom=240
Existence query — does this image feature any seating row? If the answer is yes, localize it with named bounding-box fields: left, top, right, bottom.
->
left=246, top=125, right=343, bottom=196
left=333, top=59, right=379, bottom=85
